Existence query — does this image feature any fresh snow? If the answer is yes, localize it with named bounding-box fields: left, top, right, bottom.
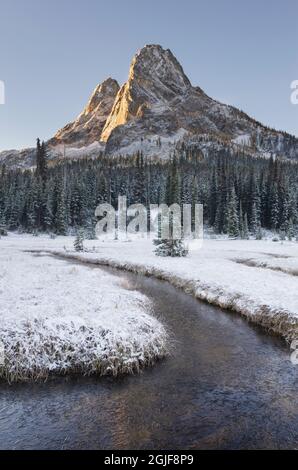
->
left=107, top=128, right=188, bottom=158
left=1, top=233, right=297, bottom=383
left=44, top=236, right=298, bottom=344
left=0, top=235, right=168, bottom=382
left=232, top=134, right=251, bottom=146
left=51, top=141, right=105, bottom=159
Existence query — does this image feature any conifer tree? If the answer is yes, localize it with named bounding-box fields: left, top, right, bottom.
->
left=270, top=183, right=279, bottom=231
left=74, top=229, right=84, bottom=252
left=1, top=144, right=298, bottom=237
left=226, top=187, right=239, bottom=238
left=36, top=139, right=47, bottom=182
left=251, top=201, right=261, bottom=235
left=287, top=218, right=295, bottom=241
left=55, top=182, right=67, bottom=235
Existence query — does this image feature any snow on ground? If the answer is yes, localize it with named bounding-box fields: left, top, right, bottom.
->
left=1, top=233, right=297, bottom=383
left=232, top=134, right=251, bottom=146
left=51, top=141, right=105, bottom=160
left=0, top=235, right=168, bottom=382
left=107, top=128, right=188, bottom=158
left=40, top=234, right=298, bottom=345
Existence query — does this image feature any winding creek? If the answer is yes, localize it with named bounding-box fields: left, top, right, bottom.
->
left=0, top=259, right=297, bottom=449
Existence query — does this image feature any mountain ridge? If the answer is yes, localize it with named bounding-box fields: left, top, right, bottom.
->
left=1, top=44, right=298, bottom=168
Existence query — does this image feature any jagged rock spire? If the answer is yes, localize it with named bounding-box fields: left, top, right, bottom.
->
left=51, top=78, right=119, bottom=147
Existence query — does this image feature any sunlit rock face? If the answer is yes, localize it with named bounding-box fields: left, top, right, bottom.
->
left=101, top=44, right=197, bottom=155
left=49, top=78, right=120, bottom=148
left=101, top=45, right=191, bottom=142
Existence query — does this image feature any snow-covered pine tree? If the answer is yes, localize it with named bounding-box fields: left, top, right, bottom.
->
left=287, top=218, right=296, bottom=241
left=74, top=229, right=84, bottom=252
left=35, top=138, right=47, bottom=182
left=209, top=167, right=218, bottom=226
left=239, top=201, right=244, bottom=238
left=238, top=202, right=249, bottom=239
left=44, top=192, right=53, bottom=232
left=154, top=238, right=188, bottom=257
left=248, top=178, right=261, bottom=235
left=55, top=179, right=67, bottom=235
left=97, top=173, right=108, bottom=203
left=1, top=144, right=298, bottom=236
left=226, top=187, right=239, bottom=238
left=256, top=226, right=263, bottom=240
left=243, top=213, right=249, bottom=239
left=134, top=152, right=147, bottom=205
left=250, top=201, right=261, bottom=235
left=154, top=157, right=187, bottom=257
left=270, top=183, right=279, bottom=231
left=280, top=182, right=290, bottom=234
left=191, top=175, right=199, bottom=230
left=0, top=223, right=7, bottom=236
left=85, top=216, right=97, bottom=240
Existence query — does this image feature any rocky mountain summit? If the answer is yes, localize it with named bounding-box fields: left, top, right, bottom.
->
left=1, top=44, right=298, bottom=168
left=101, top=44, right=298, bottom=159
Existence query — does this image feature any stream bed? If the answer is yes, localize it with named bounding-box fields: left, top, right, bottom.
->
left=0, top=261, right=297, bottom=449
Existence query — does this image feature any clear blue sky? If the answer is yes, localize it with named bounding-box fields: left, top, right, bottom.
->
left=0, top=0, right=297, bottom=151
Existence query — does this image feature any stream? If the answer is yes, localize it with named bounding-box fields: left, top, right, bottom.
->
left=0, top=260, right=297, bottom=449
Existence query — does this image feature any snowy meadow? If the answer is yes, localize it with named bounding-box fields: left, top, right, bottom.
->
left=51, top=234, right=298, bottom=344
left=0, top=235, right=168, bottom=382
left=0, top=232, right=297, bottom=382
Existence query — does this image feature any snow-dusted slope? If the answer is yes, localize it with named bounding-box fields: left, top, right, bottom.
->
left=102, top=45, right=298, bottom=159
left=0, top=147, right=36, bottom=169
left=0, top=79, right=119, bottom=168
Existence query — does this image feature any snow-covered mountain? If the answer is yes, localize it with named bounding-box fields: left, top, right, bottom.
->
left=101, top=44, right=298, bottom=159
left=1, top=44, right=298, bottom=168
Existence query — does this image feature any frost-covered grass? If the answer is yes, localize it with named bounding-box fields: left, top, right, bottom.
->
left=32, top=234, right=298, bottom=345
left=1, top=233, right=297, bottom=383
left=0, top=237, right=168, bottom=382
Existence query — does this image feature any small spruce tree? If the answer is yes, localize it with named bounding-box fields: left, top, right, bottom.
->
left=154, top=238, right=188, bottom=257
left=226, top=187, right=239, bottom=238
left=287, top=218, right=295, bottom=241
left=74, top=229, right=84, bottom=252
left=242, top=213, right=249, bottom=239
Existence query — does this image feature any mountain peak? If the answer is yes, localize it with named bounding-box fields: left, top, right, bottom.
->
left=83, top=78, right=119, bottom=116
left=101, top=44, right=191, bottom=142
left=2, top=44, right=298, bottom=168
left=51, top=78, right=119, bottom=148
left=130, top=44, right=191, bottom=91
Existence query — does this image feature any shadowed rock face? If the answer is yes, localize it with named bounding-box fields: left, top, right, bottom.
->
left=49, top=78, right=120, bottom=148
left=1, top=44, right=298, bottom=167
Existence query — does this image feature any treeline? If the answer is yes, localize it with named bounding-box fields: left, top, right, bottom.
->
left=0, top=142, right=298, bottom=238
